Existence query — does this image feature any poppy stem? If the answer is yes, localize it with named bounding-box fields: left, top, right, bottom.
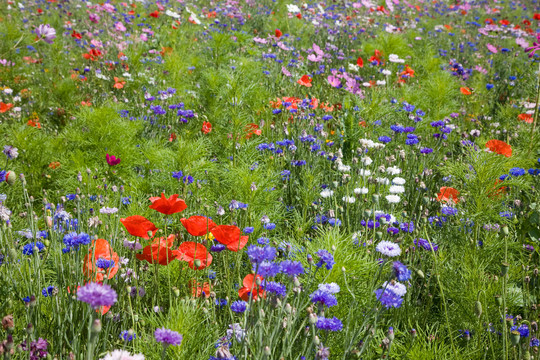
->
left=528, top=62, right=540, bottom=155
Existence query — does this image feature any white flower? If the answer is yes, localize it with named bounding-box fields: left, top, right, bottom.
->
left=389, top=185, right=405, bottom=194
left=383, top=281, right=407, bottom=296
left=362, top=82, right=372, bottom=87
left=385, top=194, right=401, bottom=204
left=361, top=156, right=373, bottom=165
left=287, top=4, right=301, bottom=13
left=3, top=88, right=13, bottom=95
left=100, top=350, right=145, bottom=360
left=352, top=232, right=361, bottom=242
left=376, top=80, right=386, bottom=86
left=318, top=283, right=340, bottom=294
left=348, top=63, right=359, bottom=72
left=165, top=10, right=180, bottom=19
left=388, top=54, right=405, bottom=63
left=320, top=189, right=334, bottom=198
left=386, top=166, right=402, bottom=175
left=376, top=177, right=390, bottom=185
left=381, top=69, right=392, bottom=76
left=342, top=196, right=356, bottom=203
left=392, top=177, right=406, bottom=185
left=359, top=169, right=371, bottom=177
left=354, top=187, right=369, bottom=194
left=337, top=163, right=351, bottom=172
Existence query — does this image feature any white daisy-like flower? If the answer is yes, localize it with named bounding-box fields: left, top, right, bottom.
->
left=389, top=185, right=405, bottom=194
left=337, top=163, right=351, bottom=172
left=354, top=187, right=369, bottom=195
left=381, top=69, right=392, bottom=76
left=376, top=80, right=386, bottom=86
left=376, top=240, right=401, bottom=257
left=320, top=189, right=334, bottom=198
left=318, top=283, right=340, bottom=294
left=348, top=63, right=359, bottom=72
left=342, top=196, right=356, bottom=203
left=386, top=166, right=402, bottom=175
left=392, top=177, right=406, bottom=185
left=385, top=194, right=401, bottom=204
left=286, top=4, right=301, bottom=13
left=388, top=54, right=405, bottom=63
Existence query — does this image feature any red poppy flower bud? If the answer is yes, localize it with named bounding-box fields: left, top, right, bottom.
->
left=5, top=171, right=16, bottom=185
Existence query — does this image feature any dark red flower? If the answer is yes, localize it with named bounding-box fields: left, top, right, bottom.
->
left=238, top=274, right=265, bottom=301
left=83, top=239, right=120, bottom=281
left=173, top=242, right=212, bottom=270
left=136, top=235, right=176, bottom=265
left=149, top=193, right=187, bottom=215
left=210, top=225, right=249, bottom=252
left=106, top=154, right=121, bottom=166
left=120, top=215, right=158, bottom=239
left=180, top=216, right=217, bottom=236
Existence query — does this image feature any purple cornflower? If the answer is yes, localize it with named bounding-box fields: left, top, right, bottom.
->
left=441, top=206, right=458, bottom=216
left=314, top=249, right=335, bottom=270
left=376, top=241, right=401, bottom=257
left=393, top=261, right=411, bottom=281
left=230, top=300, right=247, bottom=313
left=374, top=288, right=403, bottom=308
left=280, top=260, right=304, bottom=276
left=77, top=282, right=117, bottom=309
left=414, top=238, right=438, bottom=251
left=310, top=290, right=338, bottom=307
left=264, top=281, right=287, bottom=297
left=154, top=328, right=183, bottom=347
left=3, top=145, right=18, bottom=160
left=35, top=24, right=56, bottom=44
left=256, top=261, right=281, bottom=277
left=316, top=316, right=343, bottom=331
left=21, top=338, right=48, bottom=359
left=247, top=245, right=276, bottom=264
left=525, top=34, right=540, bottom=58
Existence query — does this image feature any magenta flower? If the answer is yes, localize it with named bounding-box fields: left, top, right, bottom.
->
left=525, top=34, right=540, bottom=58
left=106, top=154, right=121, bottom=166
left=35, top=24, right=56, bottom=44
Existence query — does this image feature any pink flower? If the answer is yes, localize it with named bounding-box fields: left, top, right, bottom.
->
left=281, top=67, right=291, bottom=77
left=486, top=43, right=498, bottom=53
left=516, top=38, right=529, bottom=49
left=35, top=24, right=56, bottom=44
left=307, top=54, right=323, bottom=62
left=106, top=154, right=121, bottom=166
left=115, top=22, right=126, bottom=32
left=327, top=75, right=341, bottom=88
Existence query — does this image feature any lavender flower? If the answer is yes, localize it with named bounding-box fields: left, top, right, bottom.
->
left=280, top=260, right=304, bottom=276
left=374, top=288, right=403, bottom=308
left=315, top=249, right=335, bottom=270
left=230, top=300, right=247, bottom=313
left=393, top=261, right=411, bottom=281
left=77, top=282, right=117, bottom=309
left=310, top=290, right=338, bottom=307
left=316, top=316, right=343, bottom=331
left=154, top=328, right=183, bottom=347
left=35, top=24, right=56, bottom=44
left=3, top=146, right=18, bottom=160
left=376, top=241, right=401, bottom=257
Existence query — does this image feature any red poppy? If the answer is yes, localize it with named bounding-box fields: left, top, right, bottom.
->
left=83, top=239, right=120, bottom=282
left=460, top=87, right=472, bottom=95
left=173, top=242, right=212, bottom=270
left=202, top=121, right=212, bottom=134
left=149, top=193, right=187, bottom=215
left=238, top=274, right=265, bottom=301
left=357, top=56, right=364, bottom=68
left=275, top=29, right=282, bottom=38
left=71, top=31, right=82, bottom=39
left=149, top=10, right=160, bottom=18
left=244, top=123, right=262, bottom=139
left=489, top=179, right=508, bottom=199
left=534, top=14, right=540, bottom=20
left=120, top=215, right=158, bottom=239
left=180, top=216, right=217, bottom=236
left=136, top=235, right=176, bottom=265
left=518, top=113, right=533, bottom=124
left=297, top=75, right=312, bottom=87
left=0, top=102, right=13, bottom=113
left=437, top=187, right=460, bottom=204
left=190, top=280, right=211, bottom=298
left=499, top=19, right=510, bottom=26
left=211, top=225, right=249, bottom=252
left=485, top=139, right=512, bottom=157
left=113, top=77, right=125, bottom=89
left=296, top=13, right=302, bottom=19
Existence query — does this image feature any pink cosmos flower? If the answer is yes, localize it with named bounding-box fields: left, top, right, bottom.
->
left=35, top=24, right=56, bottom=44
left=327, top=75, right=341, bottom=88
left=486, top=44, right=498, bottom=53
left=115, top=22, right=126, bottom=32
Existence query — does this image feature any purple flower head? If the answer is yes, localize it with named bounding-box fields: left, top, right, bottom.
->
left=374, top=288, right=403, bottom=308
left=3, top=145, right=18, bottom=160
left=255, top=261, right=281, bottom=277
left=36, top=24, right=56, bottom=44
left=393, top=261, right=411, bottom=281
left=247, top=245, right=276, bottom=264
left=230, top=300, right=247, bottom=313
left=310, top=289, right=338, bottom=307
left=280, top=260, right=304, bottom=276
left=154, top=328, right=183, bottom=347
left=263, top=281, right=287, bottom=297
left=314, top=249, right=335, bottom=270
left=316, top=316, right=343, bottom=331
left=414, top=238, right=438, bottom=251
left=77, top=282, right=117, bottom=309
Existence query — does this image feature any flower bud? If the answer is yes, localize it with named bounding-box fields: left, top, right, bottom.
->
left=416, top=269, right=425, bottom=279
left=91, top=319, right=102, bottom=333
left=285, top=303, right=292, bottom=314
left=388, top=327, right=394, bottom=342
left=309, top=313, right=318, bottom=324
left=26, top=323, right=34, bottom=334
left=263, top=347, right=271, bottom=356
left=194, top=259, right=202, bottom=268
left=474, top=301, right=482, bottom=318
left=510, top=330, right=521, bottom=346
left=314, top=336, right=320, bottom=346
left=495, top=295, right=503, bottom=307
left=503, top=226, right=509, bottom=236
left=5, top=171, right=16, bottom=185
left=411, top=328, right=417, bottom=338
left=501, top=262, right=509, bottom=276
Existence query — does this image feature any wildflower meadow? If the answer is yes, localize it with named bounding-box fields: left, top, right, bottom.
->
left=1, top=0, right=540, bottom=359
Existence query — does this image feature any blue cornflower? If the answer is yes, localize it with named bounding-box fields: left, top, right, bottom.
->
left=121, top=196, right=131, bottom=205
left=314, top=249, right=335, bottom=270
left=264, top=223, right=276, bottom=230
left=231, top=300, right=247, bottom=313
left=374, top=288, right=403, bottom=308
left=120, top=330, right=136, bottom=342
left=264, top=281, right=287, bottom=297
left=486, top=84, right=494, bottom=90
left=316, top=316, right=343, bottom=331
left=247, top=245, right=276, bottom=264
left=379, top=136, right=392, bottom=143
left=42, top=286, right=55, bottom=297
left=243, top=227, right=254, bottom=234
left=281, top=170, right=290, bottom=180
left=96, top=258, right=115, bottom=269
left=310, top=290, right=338, bottom=307
left=393, top=261, right=411, bottom=281
left=172, top=171, right=183, bottom=179
left=280, top=260, right=304, bottom=276
left=22, top=242, right=45, bottom=256
left=66, top=194, right=76, bottom=201
left=390, top=125, right=405, bottom=133
left=509, top=167, right=525, bottom=177
left=441, top=206, right=458, bottom=216
left=256, top=261, right=281, bottom=277
left=215, top=298, right=228, bottom=308
left=183, top=175, right=194, bottom=184
left=420, top=147, right=433, bottom=154
left=257, top=237, right=270, bottom=245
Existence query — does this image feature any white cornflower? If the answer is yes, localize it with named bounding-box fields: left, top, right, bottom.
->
left=382, top=281, right=407, bottom=296
left=381, top=69, right=392, bottom=76
left=348, top=63, right=359, bottom=72
left=389, top=185, right=405, bottom=194
left=286, top=4, right=301, bottom=13
left=386, top=166, right=402, bottom=175
left=388, top=54, right=405, bottom=63
left=385, top=194, right=401, bottom=204
left=361, top=156, right=373, bottom=165
left=359, top=169, right=371, bottom=177
left=342, top=196, right=356, bottom=203
left=354, top=187, right=369, bottom=195
left=320, top=189, right=334, bottom=198
left=318, top=283, right=340, bottom=294
left=376, top=80, right=386, bottom=86
left=392, top=177, right=406, bottom=185
left=376, top=177, right=390, bottom=185
left=337, top=163, right=351, bottom=172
